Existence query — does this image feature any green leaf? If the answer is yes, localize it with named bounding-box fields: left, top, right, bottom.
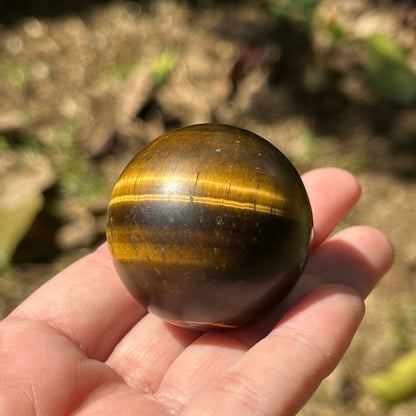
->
left=364, top=350, right=416, bottom=404
left=151, top=51, right=178, bottom=85
left=0, top=193, right=44, bottom=267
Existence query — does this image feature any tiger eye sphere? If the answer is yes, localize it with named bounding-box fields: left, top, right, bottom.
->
left=107, top=124, right=313, bottom=330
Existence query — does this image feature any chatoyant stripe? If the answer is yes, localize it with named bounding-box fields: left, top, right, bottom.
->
left=108, top=239, right=235, bottom=268
left=112, top=174, right=271, bottom=197
left=109, top=193, right=285, bottom=216
left=111, top=174, right=287, bottom=215
left=164, top=318, right=238, bottom=328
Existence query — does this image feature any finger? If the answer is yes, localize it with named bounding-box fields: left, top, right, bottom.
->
left=302, top=168, right=361, bottom=249
left=155, top=330, right=249, bottom=414
left=288, top=225, right=395, bottom=301
left=237, top=225, right=394, bottom=342
left=180, top=285, right=365, bottom=416
left=9, top=244, right=146, bottom=361
left=106, top=314, right=201, bottom=393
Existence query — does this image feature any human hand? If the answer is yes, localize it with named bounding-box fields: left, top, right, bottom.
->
left=0, top=168, right=394, bottom=415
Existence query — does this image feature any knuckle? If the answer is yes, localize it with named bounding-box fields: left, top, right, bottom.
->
left=272, top=325, right=334, bottom=375
left=213, top=369, right=264, bottom=414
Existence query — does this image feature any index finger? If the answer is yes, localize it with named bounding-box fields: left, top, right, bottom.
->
left=9, top=243, right=146, bottom=361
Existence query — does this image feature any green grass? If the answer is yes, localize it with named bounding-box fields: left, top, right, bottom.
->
left=50, top=123, right=110, bottom=204
left=338, top=152, right=373, bottom=173
left=60, top=156, right=110, bottom=204
left=104, top=60, right=140, bottom=83
left=268, top=0, right=321, bottom=27
left=1, top=61, right=28, bottom=91
left=103, top=51, right=177, bottom=86
left=363, top=34, right=416, bottom=105
left=0, top=133, right=45, bottom=155
left=298, top=128, right=322, bottom=161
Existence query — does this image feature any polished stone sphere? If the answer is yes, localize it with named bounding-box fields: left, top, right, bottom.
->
left=107, top=124, right=313, bottom=330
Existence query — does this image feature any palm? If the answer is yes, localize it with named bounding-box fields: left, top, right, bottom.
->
left=0, top=169, right=393, bottom=416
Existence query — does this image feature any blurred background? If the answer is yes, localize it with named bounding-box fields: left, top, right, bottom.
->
left=0, top=0, right=415, bottom=414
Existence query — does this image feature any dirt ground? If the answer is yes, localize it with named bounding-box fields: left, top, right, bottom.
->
left=1, top=1, right=416, bottom=414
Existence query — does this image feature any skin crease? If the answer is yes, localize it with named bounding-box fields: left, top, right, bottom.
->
left=0, top=168, right=394, bottom=416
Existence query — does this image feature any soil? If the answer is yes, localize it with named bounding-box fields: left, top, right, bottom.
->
left=0, top=1, right=416, bottom=414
